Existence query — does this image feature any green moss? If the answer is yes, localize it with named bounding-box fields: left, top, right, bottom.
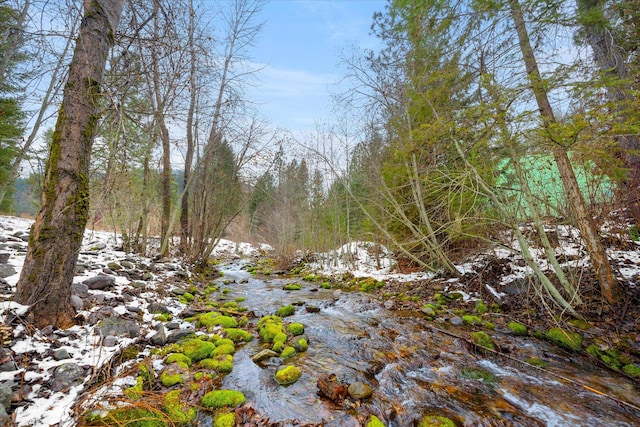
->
left=460, top=367, right=498, bottom=385
left=275, top=305, right=295, bottom=317
left=160, top=371, right=184, bottom=387
left=213, top=413, right=236, bottom=427
left=200, top=354, right=234, bottom=373
left=569, top=318, right=591, bottom=330
left=525, top=357, right=548, bottom=368
left=366, top=415, right=386, bottom=427
left=211, top=316, right=238, bottom=328
left=295, top=338, right=308, bottom=352
left=281, top=346, right=297, bottom=359
left=288, top=323, right=304, bottom=336
left=180, top=338, right=216, bottom=361
left=224, top=328, right=253, bottom=343
left=418, top=415, right=456, bottom=427
left=475, top=300, right=488, bottom=314
left=163, top=390, right=197, bottom=424
left=303, top=274, right=318, bottom=281
left=321, top=282, right=331, bottom=289
left=483, top=321, right=495, bottom=330
left=471, top=331, right=495, bottom=350
left=258, top=316, right=286, bottom=342
left=235, top=297, right=246, bottom=302
left=622, top=364, right=640, bottom=378
left=166, top=353, right=192, bottom=367
left=284, top=283, right=302, bottom=291
left=507, top=322, right=528, bottom=335
left=275, top=365, right=302, bottom=385
left=359, top=278, right=384, bottom=292
left=272, top=341, right=285, bottom=353
left=124, top=376, right=145, bottom=400
left=545, top=328, right=582, bottom=352
left=212, top=344, right=235, bottom=356
left=201, top=390, right=246, bottom=409
left=182, top=292, right=195, bottom=302
left=462, top=315, right=482, bottom=326
left=273, top=332, right=288, bottom=343
left=215, top=338, right=235, bottom=347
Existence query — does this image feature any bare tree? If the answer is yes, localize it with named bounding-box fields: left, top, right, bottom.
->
left=15, top=0, right=127, bottom=328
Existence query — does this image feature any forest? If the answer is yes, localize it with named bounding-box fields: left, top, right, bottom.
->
left=1, top=0, right=640, bottom=426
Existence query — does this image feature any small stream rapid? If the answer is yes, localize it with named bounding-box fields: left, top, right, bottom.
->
left=211, top=262, right=639, bottom=426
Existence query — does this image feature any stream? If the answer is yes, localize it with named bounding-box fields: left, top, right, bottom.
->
left=207, top=262, right=639, bottom=426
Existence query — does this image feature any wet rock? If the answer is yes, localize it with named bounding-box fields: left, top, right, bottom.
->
left=53, top=348, right=71, bottom=360
left=83, top=275, right=115, bottom=290
left=450, top=316, right=463, bottom=326
left=70, top=295, right=84, bottom=310
left=347, top=382, right=373, bottom=399
left=306, top=305, right=321, bottom=313
left=0, top=265, right=16, bottom=279
left=51, top=363, right=85, bottom=391
left=252, top=349, right=279, bottom=363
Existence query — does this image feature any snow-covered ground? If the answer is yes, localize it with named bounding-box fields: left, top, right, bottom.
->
left=0, top=214, right=638, bottom=426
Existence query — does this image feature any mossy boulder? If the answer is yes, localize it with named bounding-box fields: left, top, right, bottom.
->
left=275, top=304, right=296, bottom=317
left=288, top=323, right=304, bottom=336
left=284, top=283, right=302, bottom=291
left=366, top=415, right=386, bottom=427
left=507, top=322, right=527, bottom=336
left=166, top=353, right=192, bottom=368
left=462, top=315, right=482, bottom=326
left=418, top=415, right=456, bottom=427
left=201, top=389, right=246, bottom=409
left=281, top=346, right=296, bottom=359
left=163, top=390, right=197, bottom=424
left=471, top=331, right=495, bottom=350
left=200, top=354, right=234, bottom=373
left=545, top=328, right=582, bottom=352
left=275, top=365, right=302, bottom=385
left=196, top=313, right=237, bottom=329
left=258, top=316, right=286, bottom=342
left=160, top=369, right=185, bottom=387
left=224, top=328, right=254, bottom=343
left=294, top=338, right=308, bottom=352
left=180, top=338, right=216, bottom=362
left=213, top=412, right=236, bottom=427
left=475, top=300, right=488, bottom=314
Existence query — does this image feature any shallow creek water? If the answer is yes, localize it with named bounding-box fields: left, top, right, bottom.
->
left=212, top=262, right=639, bottom=426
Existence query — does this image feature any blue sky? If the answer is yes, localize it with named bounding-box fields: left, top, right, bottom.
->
left=249, top=0, right=386, bottom=132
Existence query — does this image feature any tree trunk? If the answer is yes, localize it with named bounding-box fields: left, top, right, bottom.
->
left=15, top=0, right=126, bottom=329
left=508, top=0, right=620, bottom=304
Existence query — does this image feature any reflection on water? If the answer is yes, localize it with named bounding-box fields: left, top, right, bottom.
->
left=215, top=263, right=640, bottom=426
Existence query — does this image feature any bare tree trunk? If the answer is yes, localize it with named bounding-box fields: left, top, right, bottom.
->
left=15, top=0, right=126, bottom=329
left=508, top=0, right=620, bottom=304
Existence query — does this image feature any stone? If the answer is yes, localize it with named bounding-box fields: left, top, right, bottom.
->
left=120, top=260, right=135, bottom=269
left=71, top=282, right=89, bottom=297
left=107, top=262, right=122, bottom=271
left=0, top=265, right=16, bottom=279
left=317, top=373, right=347, bottom=401
left=450, top=316, right=463, bottom=326
left=383, top=300, right=394, bottom=309
left=0, top=253, right=9, bottom=264
left=251, top=349, right=279, bottom=363
left=83, top=275, right=115, bottom=290
left=87, top=307, right=116, bottom=324
left=422, top=306, right=435, bottom=316
left=306, top=306, right=321, bottom=313
left=96, top=317, right=139, bottom=338
left=167, top=329, right=194, bottom=344
left=148, top=302, right=170, bottom=314
left=87, top=241, right=106, bottom=251
left=70, top=295, right=84, bottom=310
left=51, top=363, right=85, bottom=391
left=131, top=281, right=146, bottom=289
left=347, top=382, right=373, bottom=399
left=150, top=325, right=167, bottom=346
left=0, top=380, right=13, bottom=410
left=171, top=288, right=186, bottom=296
left=53, top=348, right=71, bottom=360
left=165, top=322, right=180, bottom=330
left=102, top=336, right=118, bottom=347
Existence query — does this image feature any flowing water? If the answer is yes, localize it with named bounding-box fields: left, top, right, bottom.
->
left=211, top=262, right=639, bottom=426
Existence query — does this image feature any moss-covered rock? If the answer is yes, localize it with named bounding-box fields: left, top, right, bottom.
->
left=213, top=412, right=236, bottom=427
left=201, top=390, right=246, bottom=409
left=366, top=415, right=386, bottom=427
left=180, top=338, right=216, bottom=361
left=286, top=323, right=303, bottom=337
left=196, top=312, right=237, bottom=329
left=275, top=305, right=295, bottom=317
left=294, top=338, right=308, bottom=352
left=166, top=353, right=192, bottom=367
left=462, top=315, right=482, bottom=326
left=275, top=365, right=302, bottom=385
left=507, top=322, right=527, bottom=336
left=160, top=370, right=185, bottom=387
left=281, top=346, right=296, bottom=359
left=200, top=354, right=234, bottom=373
left=622, top=364, right=640, bottom=378
left=545, top=328, right=582, bottom=352
left=475, top=300, right=488, bottom=314
left=418, top=415, right=456, bottom=427
left=258, top=316, right=286, bottom=342
left=272, top=341, right=285, bottom=353
left=471, top=331, right=495, bottom=350
left=212, top=343, right=235, bottom=356
left=163, top=390, right=197, bottom=424
left=224, top=328, right=253, bottom=343
left=284, top=283, right=302, bottom=291
left=87, top=407, right=168, bottom=427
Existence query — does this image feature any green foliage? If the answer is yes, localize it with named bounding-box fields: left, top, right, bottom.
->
left=544, top=328, right=583, bottom=352
left=201, top=390, right=246, bottom=409
left=274, top=365, right=302, bottom=385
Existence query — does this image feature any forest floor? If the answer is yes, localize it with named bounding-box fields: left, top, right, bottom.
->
left=0, top=214, right=639, bottom=426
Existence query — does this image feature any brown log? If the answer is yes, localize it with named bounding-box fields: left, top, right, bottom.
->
left=317, top=373, right=347, bottom=402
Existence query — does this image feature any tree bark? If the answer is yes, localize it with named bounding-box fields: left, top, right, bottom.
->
left=14, top=0, right=126, bottom=328
left=508, top=0, right=620, bottom=304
